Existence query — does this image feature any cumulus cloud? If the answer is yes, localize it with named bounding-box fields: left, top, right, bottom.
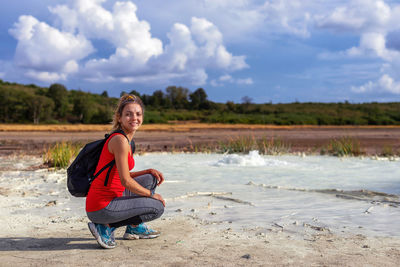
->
left=315, top=0, right=397, bottom=60
left=260, top=0, right=313, bottom=38
left=8, top=0, right=248, bottom=86
left=315, top=0, right=391, bottom=33
left=313, top=0, right=400, bottom=94
left=8, top=15, right=93, bottom=82
left=352, top=74, right=400, bottom=94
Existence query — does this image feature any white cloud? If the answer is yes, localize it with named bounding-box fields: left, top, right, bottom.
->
left=260, top=0, right=313, bottom=38
left=219, top=74, right=233, bottom=82
left=8, top=0, right=247, bottom=86
left=237, top=78, right=254, bottom=85
left=312, top=0, right=400, bottom=95
left=25, top=70, right=66, bottom=83
left=352, top=74, right=400, bottom=94
left=211, top=74, right=253, bottom=86
left=343, top=32, right=400, bottom=61
left=316, top=0, right=399, bottom=61
left=8, top=15, right=93, bottom=82
left=315, top=0, right=391, bottom=33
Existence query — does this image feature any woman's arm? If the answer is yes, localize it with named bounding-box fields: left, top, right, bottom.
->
left=109, top=135, right=154, bottom=197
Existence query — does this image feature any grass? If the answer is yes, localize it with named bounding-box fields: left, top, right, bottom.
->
left=325, top=137, right=364, bottom=157
left=217, top=136, right=291, bottom=155
left=257, top=137, right=292, bottom=155
left=381, top=145, right=398, bottom=157
left=43, top=142, right=81, bottom=169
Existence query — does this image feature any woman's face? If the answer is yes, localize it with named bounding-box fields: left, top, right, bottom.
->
left=118, top=103, right=143, bottom=133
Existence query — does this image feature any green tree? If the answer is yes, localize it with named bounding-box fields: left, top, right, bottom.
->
left=47, top=83, right=68, bottom=119
left=166, top=86, right=189, bottom=109
left=150, top=90, right=166, bottom=108
left=30, top=95, right=54, bottom=124
left=129, top=90, right=141, bottom=97
left=72, top=91, right=95, bottom=123
left=101, top=90, right=109, bottom=97
left=189, top=88, right=209, bottom=109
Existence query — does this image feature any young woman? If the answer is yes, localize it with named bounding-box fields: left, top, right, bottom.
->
left=86, top=94, right=165, bottom=249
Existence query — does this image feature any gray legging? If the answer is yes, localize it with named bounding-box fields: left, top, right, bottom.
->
left=87, top=174, right=164, bottom=228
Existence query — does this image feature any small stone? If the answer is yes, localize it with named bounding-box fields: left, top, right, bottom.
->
left=175, top=208, right=183, bottom=212
left=362, top=245, right=370, bottom=248
left=45, top=200, right=57, bottom=207
left=241, top=254, right=251, bottom=259
left=210, top=212, right=217, bottom=215
left=190, top=209, right=196, bottom=212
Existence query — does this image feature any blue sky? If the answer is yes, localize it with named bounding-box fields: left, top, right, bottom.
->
left=1, top=0, right=400, bottom=103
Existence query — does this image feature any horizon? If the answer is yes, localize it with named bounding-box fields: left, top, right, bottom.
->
left=2, top=1, right=400, bottom=103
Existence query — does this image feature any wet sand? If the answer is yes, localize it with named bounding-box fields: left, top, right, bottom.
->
left=1, top=126, right=400, bottom=155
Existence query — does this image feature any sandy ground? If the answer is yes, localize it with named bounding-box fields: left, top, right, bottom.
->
left=1, top=126, right=400, bottom=155
left=1, top=216, right=400, bottom=267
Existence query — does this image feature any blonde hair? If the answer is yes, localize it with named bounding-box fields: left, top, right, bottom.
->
left=111, top=94, right=145, bottom=131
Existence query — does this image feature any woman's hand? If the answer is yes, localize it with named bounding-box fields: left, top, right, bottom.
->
left=152, top=193, right=165, bottom=206
left=148, top=169, right=164, bottom=186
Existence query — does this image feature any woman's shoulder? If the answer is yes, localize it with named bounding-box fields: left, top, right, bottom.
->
left=108, top=132, right=129, bottom=151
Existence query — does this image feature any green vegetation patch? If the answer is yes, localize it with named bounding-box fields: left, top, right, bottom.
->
left=43, top=142, right=81, bottom=169
left=324, top=137, right=364, bottom=157
left=2, top=80, right=400, bottom=126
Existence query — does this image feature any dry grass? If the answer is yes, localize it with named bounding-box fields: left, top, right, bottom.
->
left=1, top=123, right=400, bottom=132
left=43, top=142, right=81, bottom=169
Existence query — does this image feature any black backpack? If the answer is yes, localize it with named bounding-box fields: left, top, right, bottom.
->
left=67, top=130, right=135, bottom=197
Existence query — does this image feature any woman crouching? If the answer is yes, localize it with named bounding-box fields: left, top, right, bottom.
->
left=86, top=94, right=165, bottom=249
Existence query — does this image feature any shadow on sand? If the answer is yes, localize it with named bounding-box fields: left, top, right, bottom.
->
left=0, top=237, right=100, bottom=251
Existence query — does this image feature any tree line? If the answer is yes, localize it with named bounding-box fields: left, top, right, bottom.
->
left=1, top=79, right=400, bottom=125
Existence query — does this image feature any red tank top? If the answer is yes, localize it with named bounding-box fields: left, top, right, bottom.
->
left=86, top=133, right=135, bottom=212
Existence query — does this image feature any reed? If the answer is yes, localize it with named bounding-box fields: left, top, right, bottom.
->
left=381, top=145, right=397, bottom=157
left=326, top=137, right=364, bottom=157
left=217, top=136, right=291, bottom=155
left=218, top=136, right=256, bottom=153
left=257, top=137, right=291, bottom=155
left=43, top=142, right=81, bottom=169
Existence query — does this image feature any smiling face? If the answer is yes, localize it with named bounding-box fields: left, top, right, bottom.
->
left=118, top=103, right=143, bottom=134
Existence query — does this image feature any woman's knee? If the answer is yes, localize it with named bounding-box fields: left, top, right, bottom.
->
left=134, top=173, right=157, bottom=189
left=152, top=199, right=165, bottom=219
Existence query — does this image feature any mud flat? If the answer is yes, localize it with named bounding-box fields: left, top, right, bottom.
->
left=1, top=125, right=400, bottom=155
left=0, top=154, right=399, bottom=266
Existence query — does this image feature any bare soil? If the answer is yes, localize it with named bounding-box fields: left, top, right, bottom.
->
left=1, top=217, right=399, bottom=267
left=0, top=126, right=399, bottom=156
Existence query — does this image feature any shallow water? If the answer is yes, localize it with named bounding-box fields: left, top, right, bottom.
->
left=135, top=151, right=400, bottom=236
left=0, top=152, right=399, bottom=237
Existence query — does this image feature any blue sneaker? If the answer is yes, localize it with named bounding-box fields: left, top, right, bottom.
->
left=123, top=223, right=160, bottom=240
left=88, top=222, right=116, bottom=249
